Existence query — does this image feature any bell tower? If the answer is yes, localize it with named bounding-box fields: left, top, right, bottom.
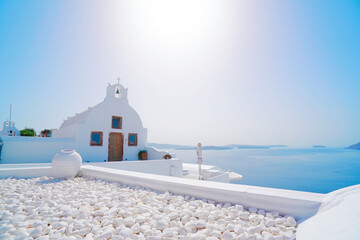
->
left=105, top=77, right=128, bottom=101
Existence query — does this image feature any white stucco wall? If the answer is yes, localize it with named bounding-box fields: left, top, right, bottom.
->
left=74, top=97, right=148, bottom=162
left=0, top=166, right=54, bottom=178
left=52, top=83, right=150, bottom=162
left=52, top=124, right=77, bottom=138
left=0, top=136, right=75, bottom=164
left=0, top=159, right=182, bottom=178
left=297, top=184, right=360, bottom=240
left=146, top=146, right=169, bottom=160
left=86, top=159, right=183, bottom=177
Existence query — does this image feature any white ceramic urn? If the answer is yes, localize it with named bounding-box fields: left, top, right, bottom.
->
left=52, top=150, right=82, bottom=178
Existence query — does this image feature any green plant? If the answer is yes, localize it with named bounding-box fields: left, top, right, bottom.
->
left=138, top=150, right=147, bottom=160
left=20, top=128, right=36, bottom=137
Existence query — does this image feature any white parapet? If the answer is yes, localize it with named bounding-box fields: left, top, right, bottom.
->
left=80, top=165, right=324, bottom=221
left=86, top=159, right=183, bottom=177
left=0, top=166, right=54, bottom=178
left=0, top=136, right=75, bottom=164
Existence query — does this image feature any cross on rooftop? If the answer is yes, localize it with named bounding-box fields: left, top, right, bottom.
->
left=117, top=77, right=121, bottom=84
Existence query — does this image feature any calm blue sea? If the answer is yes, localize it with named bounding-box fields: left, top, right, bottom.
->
left=168, top=148, right=360, bottom=194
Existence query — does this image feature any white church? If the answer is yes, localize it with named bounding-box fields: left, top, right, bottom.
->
left=0, top=81, right=167, bottom=163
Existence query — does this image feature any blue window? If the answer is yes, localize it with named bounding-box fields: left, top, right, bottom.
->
left=90, top=132, right=103, bottom=146
left=112, top=116, right=122, bottom=129
left=128, top=133, right=137, bottom=146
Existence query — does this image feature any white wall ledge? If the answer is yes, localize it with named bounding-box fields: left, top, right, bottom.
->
left=0, top=166, right=54, bottom=178
left=85, top=159, right=183, bottom=177
left=0, top=163, right=325, bottom=221
left=80, top=165, right=324, bottom=221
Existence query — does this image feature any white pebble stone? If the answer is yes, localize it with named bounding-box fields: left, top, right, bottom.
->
left=223, top=231, right=234, bottom=240
left=93, top=210, right=104, bottom=216
left=265, top=218, right=276, bottom=227
left=113, top=218, right=123, bottom=228
left=135, top=216, right=146, bottom=224
left=275, top=218, right=285, bottom=224
left=195, top=220, right=207, bottom=229
left=262, top=231, right=274, bottom=240
left=74, top=224, right=84, bottom=231
left=285, top=216, right=297, bottom=227
left=224, top=203, right=232, bottom=208
left=98, top=230, right=113, bottom=239
left=184, top=222, right=195, bottom=229
left=131, top=223, right=141, bottom=234
left=247, top=226, right=261, bottom=235
left=249, top=207, right=258, bottom=213
left=281, top=231, right=296, bottom=240
left=258, top=209, right=266, bottom=215
left=270, top=211, right=280, bottom=218
left=156, top=220, right=168, bottom=230
left=0, top=233, right=11, bottom=239
left=119, top=228, right=133, bottom=238
left=36, top=236, right=50, bottom=240
left=30, top=226, right=42, bottom=238
left=273, top=235, right=284, bottom=240
left=247, top=234, right=256, bottom=240
left=238, top=233, right=246, bottom=240
left=167, top=212, right=178, bottom=220
left=239, top=212, right=250, bottom=219
left=52, top=221, right=67, bottom=229
left=147, top=236, right=161, bottom=240
left=207, top=237, right=218, bottom=240
left=268, top=227, right=280, bottom=235
left=110, top=236, right=124, bottom=240
left=255, top=233, right=264, bottom=240
left=78, top=228, right=89, bottom=236
left=123, top=217, right=134, bottom=227
left=162, top=228, right=173, bottom=237
left=249, top=214, right=261, bottom=224
left=235, top=226, right=244, bottom=234
left=211, top=230, right=222, bottom=238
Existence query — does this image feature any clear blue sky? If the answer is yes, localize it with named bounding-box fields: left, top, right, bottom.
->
left=0, top=0, right=359, bottom=147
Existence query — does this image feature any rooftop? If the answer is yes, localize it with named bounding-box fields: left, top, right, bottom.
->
left=0, top=176, right=297, bottom=240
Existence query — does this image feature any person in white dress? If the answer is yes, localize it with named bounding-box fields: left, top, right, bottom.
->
left=196, top=142, right=203, bottom=180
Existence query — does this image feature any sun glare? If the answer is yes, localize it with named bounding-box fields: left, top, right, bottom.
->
left=130, top=0, right=215, bottom=53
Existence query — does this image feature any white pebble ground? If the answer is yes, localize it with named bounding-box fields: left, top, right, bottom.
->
left=0, top=177, right=297, bottom=240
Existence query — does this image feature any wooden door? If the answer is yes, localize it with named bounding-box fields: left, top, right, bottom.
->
left=108, top=133, right=123, bottom=161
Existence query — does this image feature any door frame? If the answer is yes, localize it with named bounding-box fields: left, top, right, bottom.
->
left=108, top=132, right=123, bottom=161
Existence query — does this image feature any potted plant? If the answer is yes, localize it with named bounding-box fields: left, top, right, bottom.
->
left=138, top=150, right=147, bottom=160
left=163, top=154, right=172, bottom=160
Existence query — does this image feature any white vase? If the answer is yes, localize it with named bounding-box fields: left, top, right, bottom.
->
left=52, top=150, right=82, bottom=178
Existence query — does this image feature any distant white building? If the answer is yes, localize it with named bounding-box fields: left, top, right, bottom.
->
left=0, top=120, right=20, bottom=137
left=0, top=81, right=166, bottom=163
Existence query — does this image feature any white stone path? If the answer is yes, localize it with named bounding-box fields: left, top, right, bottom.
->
left=0, top=177, right=297, bottom=240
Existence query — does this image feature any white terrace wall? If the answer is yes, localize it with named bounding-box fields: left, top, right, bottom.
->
left=0, top=163, right=324, bottom=221
left=146, top=146, right=169, bottom=160
left=0, top=159, right=182, bottom=178
left=80, top=165, right=324, bottom=221
left=86, top=159, right=183, bottom=177
left=0, top=136, right=75, bottom=164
